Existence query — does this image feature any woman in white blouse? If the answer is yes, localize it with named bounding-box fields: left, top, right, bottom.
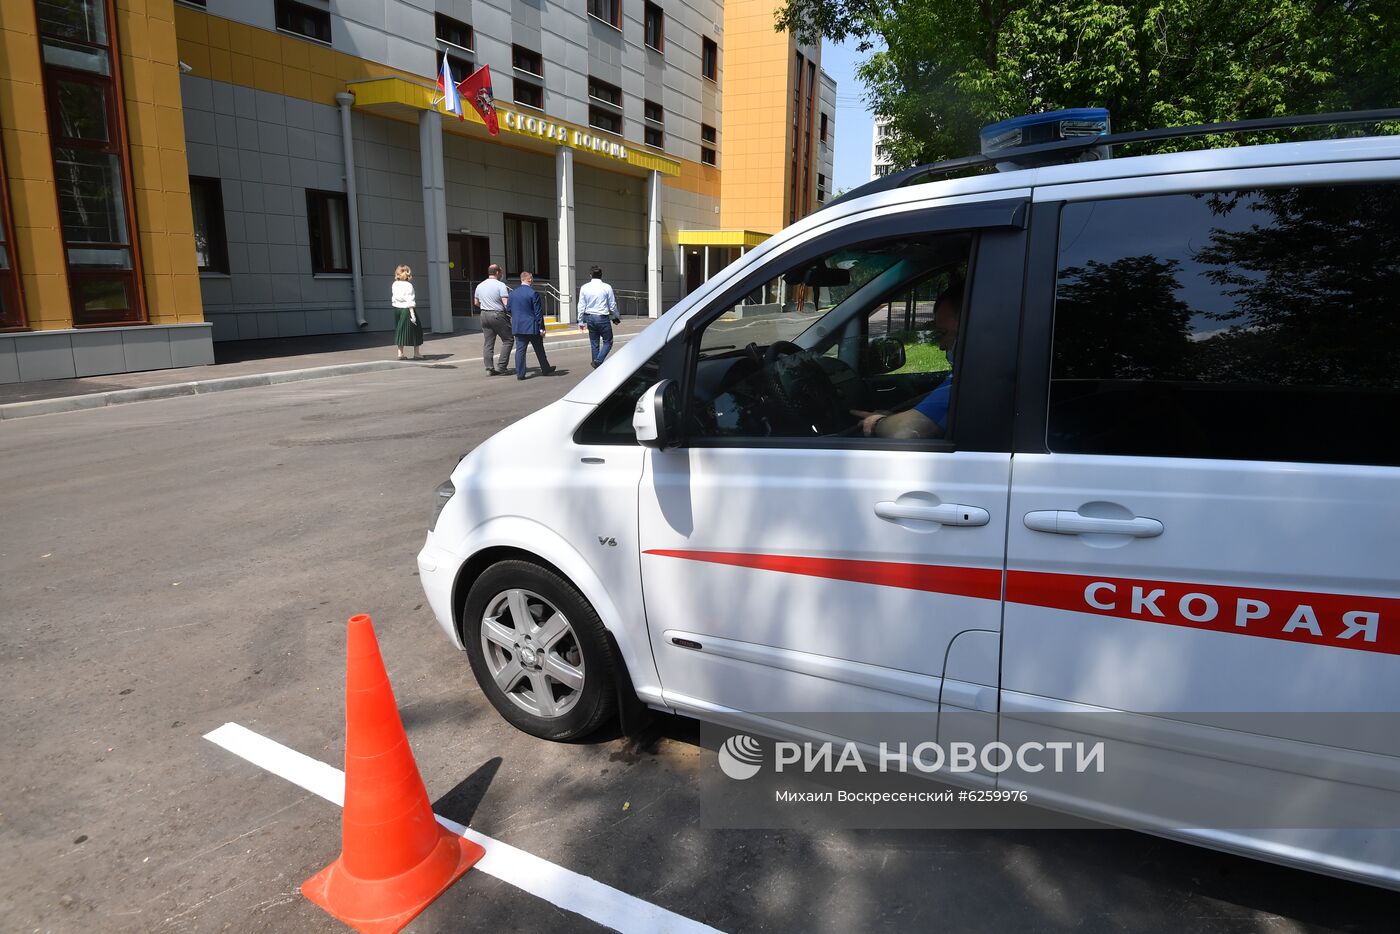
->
left=390, top=264, right=423, bottom=359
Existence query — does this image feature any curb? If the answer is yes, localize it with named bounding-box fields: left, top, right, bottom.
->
left=0, top=333, right=635, bottom=421
left=0, top=360, right=407, bottom=421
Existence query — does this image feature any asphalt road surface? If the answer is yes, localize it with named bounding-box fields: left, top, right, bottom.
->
left=3, top=343, right=1397, bottom=933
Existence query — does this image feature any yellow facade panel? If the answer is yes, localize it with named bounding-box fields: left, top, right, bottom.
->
left=179, top=41, right=211, bottom=78
left=162, top=189, right=193, bottom=234
left=21, top=274, right=71, bottom=325
left=135, top=188, right=166, bottom=232
left=280, top=37, right=310, bottom=71
left=0, top=23, right=40, bottom=70
left=283, top=67, right=312, bottom=101
left=148, top=16, right=179, bottom=65
left=142, top=231, right=170, bottom=276
left=173, top=269, right=204, bottom=319
left=123, top=56, right=155, bottom=104
left=206, top=48, right=232, bottom=84
left=173, top=2, right=209, bottom=45
left=129, top=144, right=162, bottom=191
left=118, top=9, right=151, bottom=59
left=3, top=129, right=52, bottom=182
left=12, top=179, right=61, bottom=241
left=155, top=104, right=186, bottom=148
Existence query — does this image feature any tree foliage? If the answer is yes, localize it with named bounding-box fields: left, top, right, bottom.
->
left=777, top=0, right=1400, bottom=167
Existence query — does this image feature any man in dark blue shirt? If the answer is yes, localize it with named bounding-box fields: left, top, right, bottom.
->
left=852, top=278, right=962, bottom=438
left=509, top=271, right=555, bottom=380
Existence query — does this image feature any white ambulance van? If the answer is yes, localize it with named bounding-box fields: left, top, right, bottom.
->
left=419, top=112, right=1400, bottom=888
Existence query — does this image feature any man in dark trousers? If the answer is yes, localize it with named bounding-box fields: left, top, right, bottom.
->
left=473, top=263, right=512, bottom=376
left=509, top=271, right=555, bottom=380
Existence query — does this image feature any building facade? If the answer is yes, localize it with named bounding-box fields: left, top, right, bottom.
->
left=0, top=0, right=834, bottom=383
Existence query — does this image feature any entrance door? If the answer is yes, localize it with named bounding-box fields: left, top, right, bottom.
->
left=638, top=198, right=1028, bottom=746
left=448, top=234, right=491, bottom=315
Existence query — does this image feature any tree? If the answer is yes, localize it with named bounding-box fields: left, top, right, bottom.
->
left=777, top=0, right=1400, bottom=167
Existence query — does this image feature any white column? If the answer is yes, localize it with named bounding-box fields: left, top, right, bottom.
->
left=555, top=147, right=576, bottom=324
left=418, top=109, right=451, bottom=333
left=646, top=169, right=662, bottom=318
left=703, top=245, right=710, bottom=283
left=335, top=92, right=366, bottom=328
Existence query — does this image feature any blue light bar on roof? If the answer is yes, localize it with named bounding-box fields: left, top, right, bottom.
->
left=979, top=108, right=1111, bottom=171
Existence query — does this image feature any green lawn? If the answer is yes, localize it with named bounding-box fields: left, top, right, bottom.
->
left=893, top=340, right=948, bottom=374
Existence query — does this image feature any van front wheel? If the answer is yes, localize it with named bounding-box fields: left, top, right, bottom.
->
left=462, top=560, right=617, bottom=741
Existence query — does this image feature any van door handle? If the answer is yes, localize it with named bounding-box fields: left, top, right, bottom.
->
left=1023, top=510, right=1163, bottom=537
left=875, top=501, right=989, bottom=527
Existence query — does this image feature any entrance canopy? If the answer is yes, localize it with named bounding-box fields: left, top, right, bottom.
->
left=346, top=77, right=680, bottom=178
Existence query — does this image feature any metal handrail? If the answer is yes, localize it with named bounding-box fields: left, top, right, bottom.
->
left=528, top=280, right=650, bottom=318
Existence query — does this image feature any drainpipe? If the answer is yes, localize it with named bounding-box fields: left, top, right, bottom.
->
left=335, top=91, right=367, bottom=328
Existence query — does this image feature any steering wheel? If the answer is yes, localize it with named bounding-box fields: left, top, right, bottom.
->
left=763, top=343, right=852, bottom=435
left=764, top=340, right=803, bottom=366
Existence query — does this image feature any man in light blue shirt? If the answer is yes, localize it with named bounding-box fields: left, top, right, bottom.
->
left=576, top=265, right=621, bottom=368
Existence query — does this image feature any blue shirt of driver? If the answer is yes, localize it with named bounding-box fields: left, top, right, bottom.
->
left=913, top=349, right=954, bottom=431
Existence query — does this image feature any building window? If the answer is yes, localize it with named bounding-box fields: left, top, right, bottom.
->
left=588, top=0, right=621, bottom=29
left=275, top=0, right=331, bottom=44
left=644, top=2, right=664, bottom=51
left=38, top=0, right=145, bottom=326
left=645, top=126, right=663, bottom=148
left=434, top=12, right=473, bottom=50
left=436, top=51, right=474, bottom=83
left=514, top=79, right=543, bottom=109
left=702, top=37, right=717, bottom=81
left=190, top=177, right=229, bottom=274
left=588, top=76, right=622, bottom=107
left=701, top=122, right=716, bottom=165
left=0, top=139, right=24, bottom=330
left=504, top=213, right=549, bottom=278
left=589, top=106, right=622, bottom=134
left=644, top=99, right=663, bottom=124
left=820, top=112, right=829, bottom=144
left=306, top=190, right=350, bottom=274
left=512, top=45, right=543, bottom=77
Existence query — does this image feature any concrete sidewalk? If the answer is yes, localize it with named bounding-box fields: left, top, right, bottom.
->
left=0, top=317, right=654, bottom=419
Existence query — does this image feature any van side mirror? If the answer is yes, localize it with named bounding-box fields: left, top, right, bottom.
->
left=633, top=379, right=679, bottom=449
left=864, top=336, right=907, bottom=374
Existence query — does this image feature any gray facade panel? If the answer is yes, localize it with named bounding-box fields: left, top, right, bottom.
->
left=121, top=329, right=174, bottom=372
left=169, top=327, right=217, bottom=367
left=72, top=330, right=127, bottom=377
left=0, top=338, right=15, bottom=384
left=15, top=334, right=78, bottom=382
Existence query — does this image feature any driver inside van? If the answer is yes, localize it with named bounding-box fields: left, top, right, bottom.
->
left=851, top=278, right=963, bottom=439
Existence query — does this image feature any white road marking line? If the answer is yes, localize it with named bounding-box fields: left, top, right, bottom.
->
left=204, top=722, right=723, bottom=934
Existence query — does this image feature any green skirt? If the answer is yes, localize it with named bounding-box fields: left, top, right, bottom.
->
left=394, top=307, right=423, bottom=347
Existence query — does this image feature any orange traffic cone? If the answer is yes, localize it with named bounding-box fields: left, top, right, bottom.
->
left=302, top=614, right=484, bottom=933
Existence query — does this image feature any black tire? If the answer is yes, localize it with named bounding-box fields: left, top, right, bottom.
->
left=462, top=559, right=618, bottom=741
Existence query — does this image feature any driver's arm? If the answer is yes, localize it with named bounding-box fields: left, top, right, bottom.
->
left=852, top=408, right=944, bottom=439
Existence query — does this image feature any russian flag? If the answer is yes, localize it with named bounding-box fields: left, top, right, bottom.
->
left=437, top=57, right=465, bottom=120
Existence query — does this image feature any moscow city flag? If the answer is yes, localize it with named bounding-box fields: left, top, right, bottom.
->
left=436, top=56, right=465, bottom=120
left=458, top=64, right=500, bottom=136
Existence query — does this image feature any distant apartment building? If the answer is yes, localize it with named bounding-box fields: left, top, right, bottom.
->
left=0, top=0, right=835, bottom=383
left=870, top=115, right=894, bottom=179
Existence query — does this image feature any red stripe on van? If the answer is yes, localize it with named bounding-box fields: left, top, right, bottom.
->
left=1006, top=569, right=1400, bottom=657
left=643, top=549, right=1004, bottom=601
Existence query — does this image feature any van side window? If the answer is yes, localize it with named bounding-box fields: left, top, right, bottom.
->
left=686, top=233, right=972, bottom=443
left=575, top=352, right=663, bottom=444
left=1049, top=183, right=1400, bottom=466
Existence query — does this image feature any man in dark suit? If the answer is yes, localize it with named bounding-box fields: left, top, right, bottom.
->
left=509, top=271, right=555, bottom=380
